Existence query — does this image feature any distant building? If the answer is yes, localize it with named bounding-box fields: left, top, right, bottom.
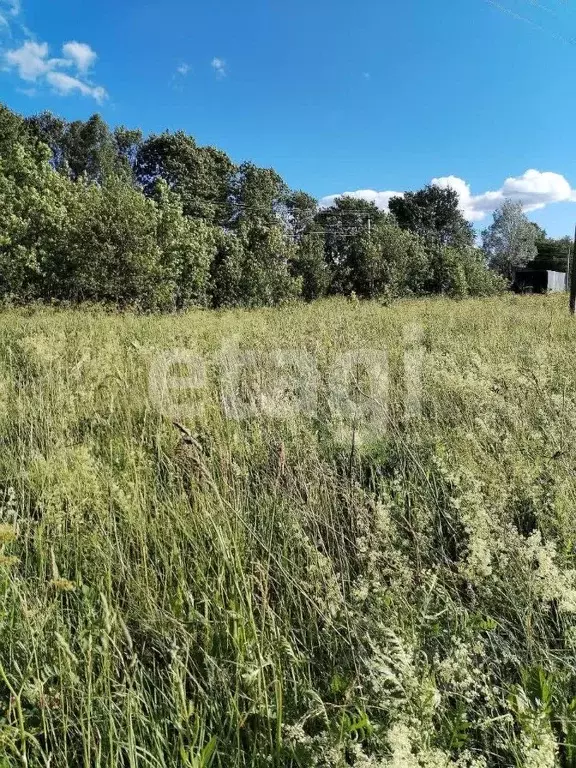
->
left=513, top=269, right=566, bottom=294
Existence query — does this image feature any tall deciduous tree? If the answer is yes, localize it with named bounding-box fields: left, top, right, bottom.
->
left=59, top=115, right=118, bottom=181
left=0, top=104, right=26, bottom=153
left=283, top=192, right=329, bottom=301
left=228, top=162, right=289, bottom=229
left=113, top=126, right=143, bottom=179
left=155, top=180, right=217, bottom=308
left=26, top=112, right=142, bottom=181
left=135, top=131, right=233, bottom=224
left=284, top=191, right=318, bottom=240
left=0, top=101, right=506, bottom=308
left=292, top=233, right=329, bottom=301
left=389, top=184, right=474, bottom=248
left=351, top=221, right=430, bottom=298
left=316, top=196, right=387, bottom=294
left=24, top=111, right=67, bottom=168
left=481, top=200, right=538, bottom=279
left=0, top=140, right=72, bottom=300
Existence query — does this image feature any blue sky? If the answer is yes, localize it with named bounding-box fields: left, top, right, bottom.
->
left=2, top=0, right=576, bottom=236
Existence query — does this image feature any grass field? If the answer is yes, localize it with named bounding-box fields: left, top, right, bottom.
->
left=1, top=294, right=576, bottom=767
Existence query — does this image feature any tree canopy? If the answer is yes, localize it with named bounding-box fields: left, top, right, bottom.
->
left=481, top=200, right=538, bottom=279
left=389, top=184, right=475, bottom=249
left=0, top=102, right=522, bottom=309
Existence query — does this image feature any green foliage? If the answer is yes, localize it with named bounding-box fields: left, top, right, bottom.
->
left=0, top=138, right=217, bottom=309
left=136, top=131, right=233, bottom=225
left=292, top=232, right=330, bottom=302
left=155, top=180, right=217, bottom=309
left=0, top=141, right=72, bottom=300
left=48, top=176, right=166, bottom=307
left=316, top=196, right=388, bottom=294
left=229, top=162, right=290, bottom=230
left=482, top=200, right=539, bottom=279
left=0, top=102, right=514, bottom=308
left=0, top=103, right=29, bottom=156
left=426, top=245, right=508, bottom=298
left=285, top=190, right=319, bottom=240
left=209, top=230, right=246, bottom=308
left=389, top=184, right=475, bottom=248
left=236, top=222, right=302, bottom=306
left=527, top=236, right=572, bottom=273
left=350, top=220, right=430, bottom=298
left=27, top=113, right=120, bottom=182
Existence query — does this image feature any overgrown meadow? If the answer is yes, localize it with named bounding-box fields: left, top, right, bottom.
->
left=1, top=294, right=576, bottom=767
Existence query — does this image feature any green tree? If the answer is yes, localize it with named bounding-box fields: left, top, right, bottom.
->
left=528, top=235, right=571, bottom=272
left=44, top=176, right=164, bottom=307
left=0, top=140, right=72, bottom=301
left=283, top=192, right=329, bottom=301
left=210, top=231, right=246, bottom=308
left=220, top=164, right=302, bottom=305
left=113, top=126, right=143, bottom=178
left=482, top=200, right=538, bottom=279
left=24, top=111, right=67, bottom=169
left=284, top=190, right=318, bottom=239
left=236, top=223, right=301, bottom=306
left=0, top=104, right=36, bottom=159
left=57, top=114, right=118, bottom=181
left=389, top=184, right=474, bottom=248
left=292, top=232, right=329, bottom=301
left=26, top=112, right=142, bottom=181
left=229, top=162, right=289, bottom=230
left=351, top=221, right=430, bottom=298
left=210, top=225, right=300, bottom=308
left=426, top=245, right=506, bottom=297
left=155, top=180, right=216, bottom=309
left=529, top=221, right=547, bottom=243
left=136, top=132, right=234, bottom=224
left=316, top=196, right=387, bottom=294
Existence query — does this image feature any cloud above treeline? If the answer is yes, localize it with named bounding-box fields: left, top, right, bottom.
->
left=319, top=170, right=576, bottom=223
left=1, top=1, right=107, bottom=102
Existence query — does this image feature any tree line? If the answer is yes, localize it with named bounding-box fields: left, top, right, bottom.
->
left=0, top=103, right=565, bottom=310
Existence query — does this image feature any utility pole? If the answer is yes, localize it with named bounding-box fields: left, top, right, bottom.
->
left=571, top=224, right=576, bottom=315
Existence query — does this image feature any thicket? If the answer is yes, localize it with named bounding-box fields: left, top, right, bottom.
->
left=0, top=104, right=506, bottom=309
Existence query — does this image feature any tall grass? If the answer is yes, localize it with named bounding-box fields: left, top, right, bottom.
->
left=1, top=295, right=576, bottom=766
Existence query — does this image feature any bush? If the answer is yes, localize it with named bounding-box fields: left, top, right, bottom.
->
left=426, top=246, right=507, bottom=298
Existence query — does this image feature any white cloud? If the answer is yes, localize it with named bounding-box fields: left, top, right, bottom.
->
left=433, top=170, right=576, bottom=222
left=46, top=71, right=106, bottom=102
left=5, top=40, right=52, bottom=80
left=4, top=38, right=107, bottom=101
left=320, top=170, right=576, bottom=223
left=176, top=62, right=190, bottom=76
left=1, top=1, right=107, bottom=100
left=62, top=41, right=96, bottom=73
left=211, top=57, right=226, bottom=77
left=320, top=189, right=402, bottom=211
